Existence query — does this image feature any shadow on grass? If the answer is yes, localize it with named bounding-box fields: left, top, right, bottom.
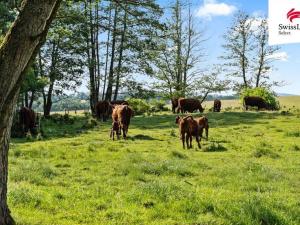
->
left=131, top=112, right=281, bottom=130
left=130, top=134, right=158, bottom=141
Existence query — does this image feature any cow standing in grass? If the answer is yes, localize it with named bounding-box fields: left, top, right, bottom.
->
left=110, top=105, right=134, bottom=140
left=213, top=99, right=221, bottom=112
left=171, top=97, right=179, bottom=114
left=244, top=96, right=269, bottom=111
left=19, top=107, right=37, bottom=135
left=175, top=116, right=201, bottom=149
left=95, top=101, right=110, bottom=122
left=177, top=98, right=204, bottom=114
left=194, top=116, right=209, bottom=140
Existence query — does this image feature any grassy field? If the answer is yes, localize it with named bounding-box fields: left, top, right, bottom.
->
left=204, top=96, right=300, bottom=110
left=8, top=97, right=300, bottom=225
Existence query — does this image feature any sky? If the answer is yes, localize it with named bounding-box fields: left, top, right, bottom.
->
left=157, top=0, right=300, bottom=95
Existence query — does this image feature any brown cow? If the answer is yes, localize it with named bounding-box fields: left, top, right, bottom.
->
left=194, top=116, right=209, bottom=140
left=110, top=105, right=133, bottom=139
left=177, top=98, right=204, bottom=114
left=19, top=107, right=36, bottom=135
left=171, top=97, right=179, bottom=114
left=175, top=115, right=201, bottom=149
left=213, top=99, right=221, bottom=112
left=244, top=96, right=269, bottom=111
left=95, top=101, right=110, bottom=122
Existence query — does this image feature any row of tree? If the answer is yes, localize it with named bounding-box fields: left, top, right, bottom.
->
left=0, top=1, right=282, bottom=117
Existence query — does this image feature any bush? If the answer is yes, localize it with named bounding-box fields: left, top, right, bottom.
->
left=127, top=98, right=151, bottom=115
left=150, top=99, right=168, bottom=112
left=240, top=87, right=280, bottom=110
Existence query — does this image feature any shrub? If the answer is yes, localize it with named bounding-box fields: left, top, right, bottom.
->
left=240, top=87, right=280, bottom=110
left=149, top=99, right=168, bottom=112
left=127, top=98, right=151, bottom=115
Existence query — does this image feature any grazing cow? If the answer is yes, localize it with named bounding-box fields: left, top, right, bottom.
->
left=110, top=105, right=133, bottom=139
left=171, top=97, right=179, bottom=114
left=175, top=116, right=201, bottom=149
left=194, top=116, right=209, bottom=140
left=177, top=98, right=204, bottom=114
left=213, top=99, right=221, bottom=112
left=244, top=96, right=269, bottom=111
left=19, top=107, right=36, bottom=135
left=95, top=100, right=110, bottom=121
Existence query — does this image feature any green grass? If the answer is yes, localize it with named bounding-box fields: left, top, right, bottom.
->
left=8, top=97, right=300, bottom=225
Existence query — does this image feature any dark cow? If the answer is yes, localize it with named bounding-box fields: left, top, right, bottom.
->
left=213, top=99, right=221, bottom=112
left=171, top=97, right=179, bottom=114
left=19, top=107, right=36, bottom=135
left=110, top=105, right=133, bottom=139
left=177, top=98, right=204, bottom=114
left=244, top=96, right=269, bottom=111
left=95, top=101, right=110, bottom=121
left=175, top=116, right=201, bottom=149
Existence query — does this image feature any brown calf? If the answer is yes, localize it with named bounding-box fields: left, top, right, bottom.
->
left=194, top=116, right=209, bottom=140
left=175, top=116, right=201, bottom=149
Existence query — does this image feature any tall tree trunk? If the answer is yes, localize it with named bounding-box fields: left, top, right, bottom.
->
left=105, top=3, right=118, bottom=101
left=43, top=82, right=54, bottom=117
left=113, top=6, right=127, bottom=101
left=24, top=92, right=29, bottom=108
left=175, top=0, right=182, bottom=94
left=0, top=1, right=61, bottom=224
left=29, top=91, right=35, bottom=109
left=86, top=0, right=98, bottom=115
left=102, top=3, right=113, bottom=100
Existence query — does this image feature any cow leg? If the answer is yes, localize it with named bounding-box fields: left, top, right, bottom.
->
left=206, top=126, right=209, bottom=140
left=123, top=127, right=126, bottom=139
left=189, top=135, right=193, bottom=149
left=196, top=134, right=201, bottom=149
left=185, top=134, right=189, bottom=149
left=182, top=133, right=185, bottom=149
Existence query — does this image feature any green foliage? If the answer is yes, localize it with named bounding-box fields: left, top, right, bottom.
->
left=126, top=98, right=151, bottom=115
left=240, top=87, right=280, bottom=110
left=149, top=99, right=168, bottom=112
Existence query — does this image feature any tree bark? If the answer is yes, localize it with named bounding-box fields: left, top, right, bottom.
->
left=113, top=6, right=127, bottom=101
left=0, top=1, right=61, bottom=224
left=102, top=3, right=113, bottom=100
left=105, top=3, right=119, bottom=101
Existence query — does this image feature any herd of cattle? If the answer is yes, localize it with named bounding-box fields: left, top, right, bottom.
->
left=15, top=96, right=273, bottom=149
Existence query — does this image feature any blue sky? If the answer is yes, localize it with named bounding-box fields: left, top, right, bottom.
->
left=157, top=0, right=300, bottom=95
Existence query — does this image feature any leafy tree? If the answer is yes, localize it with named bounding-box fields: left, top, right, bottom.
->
left=221, top=12, right=254, bottom=90
left=148, top=0, right=205, bottom=98
left=0, top=1, right=62, bottom=223
left=40, top=2, right=84, bottom=116
left=221, top=12, right=282, bottom=90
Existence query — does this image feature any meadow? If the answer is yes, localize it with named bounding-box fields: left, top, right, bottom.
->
left=8, top=97, right=300, bottom=225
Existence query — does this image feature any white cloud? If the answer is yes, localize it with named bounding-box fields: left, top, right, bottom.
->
left=196, top=0, right=237, bottom=20
left=267, top=52, right=289, bottom=62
